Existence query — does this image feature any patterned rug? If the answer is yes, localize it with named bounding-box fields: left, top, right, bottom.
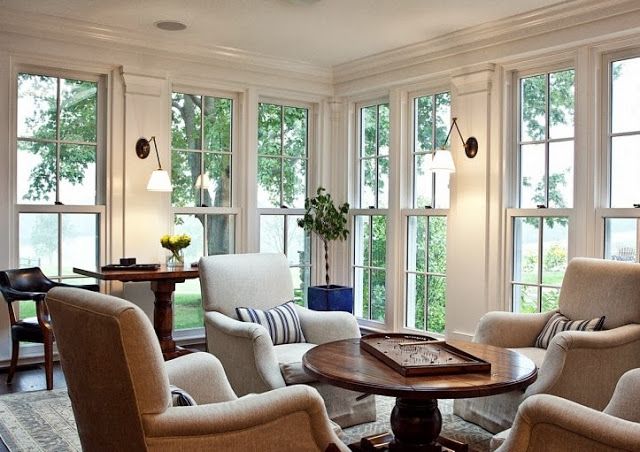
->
left=0, top=389, right=491, bottom=451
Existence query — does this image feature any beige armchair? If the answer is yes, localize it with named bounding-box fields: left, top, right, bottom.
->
left=494, top=368, right=640, bottom=451
left=199, top=253, right=376, bottom=428
left=454, top=257, right=640, bottom=433
left=45, top=286, right=348, bottom=452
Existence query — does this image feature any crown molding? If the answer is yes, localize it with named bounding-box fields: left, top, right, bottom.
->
left=333, top=0, right=640, bottom=86
left=0, top=7, right=332, bottom=86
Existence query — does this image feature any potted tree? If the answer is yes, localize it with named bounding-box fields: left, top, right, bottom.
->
left=298, top=187, right=353, bottom=312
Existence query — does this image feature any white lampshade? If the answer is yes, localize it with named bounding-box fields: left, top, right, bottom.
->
left=146, top=169, right=173, bottom=192
left=430, top=150, right=456, bottom=173
left=194, top=173, right=211, bottom=189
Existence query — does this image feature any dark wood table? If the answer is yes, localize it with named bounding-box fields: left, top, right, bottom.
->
left=73, top=266, right=199, bottom=360
left=303, top=338, right=537, bottom=452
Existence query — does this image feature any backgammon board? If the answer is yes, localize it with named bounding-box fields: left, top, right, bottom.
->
left=360, top=333, right=491, bottom=376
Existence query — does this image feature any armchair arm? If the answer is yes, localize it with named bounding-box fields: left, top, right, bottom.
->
left=294, top=305, right=360, bottom=344
left=496, top=394, right=640, bottom=452
left=0, top=286, right=45, bottom=302
left=604, top=368, right=640, bottom=422
left=473, top=310, right=555, bottom=348
left=524, top=324, right=640, bottom=409
left=164, top=352, right=237, bottom=404
left=54, top=281, right=100, bottom=292
left=204, top=311, right=286, bottom=395
left=143, top=385, right=349, bottom=452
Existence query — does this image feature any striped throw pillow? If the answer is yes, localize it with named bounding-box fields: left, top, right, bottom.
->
left=236, top=301, right=306, bottom=345
left=535, top=312, right=605, bottom=349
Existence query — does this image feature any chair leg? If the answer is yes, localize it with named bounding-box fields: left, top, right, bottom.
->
left=6, top=339, right=19, bottom=384
left=44, top=334, right=54, bottom=390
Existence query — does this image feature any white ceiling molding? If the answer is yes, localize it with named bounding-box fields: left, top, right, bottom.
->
left=0, top=7, right=332, bottom=85
left=333, top=0, right=640, bottom=86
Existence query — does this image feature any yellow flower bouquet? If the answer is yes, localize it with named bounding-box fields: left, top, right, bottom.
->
left=160, top=233, right=191, bottom=266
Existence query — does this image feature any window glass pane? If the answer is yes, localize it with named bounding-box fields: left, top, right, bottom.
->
left=434, top=172, right=451, bottom=209
left=283, top=107, right=307, bottom=158
left=61, top=214, right=98, bottom=276
left=361, top=106, right=377, bottom=158
left=203, top=152, right=231, bottom=207
left=17, top=141, right=56, bottom=204
left=207, top=214, right=235, bottom=255
left=371, top=269, right=386, bottom=322
left=435, top=93, right=451, bottom=149
left=414, top=154, right=433, bottom=208
left=60, top=78, right=97, bottom=142
left=520, top=74, right=546, bottom=142
left=513, top=284, right=539, bottom=313
left=290, top=266, right=309, bottom=306
left=17, top=73, right=56, bottom=140
left=611, top=57, right=640, bottom=135
left=378, top=104, right=389, bottom=156
left=405, top=272, right=425, bottom=330
left=203, top=97, right=232, bottom=152
left=174, top=279, right=203, bottom=330
left=371, top=216, right=386, bottom=268
left=377, top=156, right=389, bottom=209
left=604, top=218, right=637, bottom=262
left=353, top=267, right=369, bottom=319
left=610, top=135, right=640, bottom=207
left=257, top=156, right=282, bottom=208
left=258, top=103, right=282, bottom=156
left=360, top=158, right=376, bottom=208
left=260, top=215, right=285, bottom=254
left=415, top=96, right=433, bottom=152
left=175, top=214, right=204, bottom=264
left=542, top=287, right=560, bottom=312
left=60, top=144, right=96, bottom=205
left=427, top=216, right=447, bottom=274
left=287, top=215, right=310, bottom=266
left=548, top=140, right=573, bottom=208
left=520, top=143, right=546, bottom=208
left=407, top=216, right=426, bottom=273
left=172, top=151, right=201, bottom=207
left=283, top=158, right=306, bottom=208
left=171, top=93, right=201, bottom=150
left=19, top=213, right=58, bottom=275
left=354, top=215, right=370, bottom=267
left=542, top=219, right=568, bottom=286
left=513, top=217, right=540, bottom=284
left=549, top=70, right=575, bottom=140
left=427, top=275, right=446, bottom=333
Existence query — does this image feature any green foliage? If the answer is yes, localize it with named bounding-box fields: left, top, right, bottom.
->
left=298, top=187, right=349, bottom=285
left=544, top=244, right=567, bottom=272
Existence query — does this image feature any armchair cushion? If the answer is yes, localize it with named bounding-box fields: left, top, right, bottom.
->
left=236, top=301, right=306, bottom=345
left=535, top=312, right=605, bottom=348
left=274, top=342, right=318, bottom=384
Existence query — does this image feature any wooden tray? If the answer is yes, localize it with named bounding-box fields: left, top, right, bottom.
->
left=101, top=264, right=160, bottom=271
left=360, top=333, right=491, bottom=377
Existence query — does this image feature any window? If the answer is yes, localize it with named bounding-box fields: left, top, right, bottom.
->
left=16, top=71, right=104, bottom=320
left=257, top=101, right=311, bottom=305
left=171, top=90, right=237, bottom=329
left=509, top=68, right=575, bottom=313
left=600, top=53, right=640, bottom=262
left=405, top=92, right=450, bottom=334
left=353, top=101, right=389, bottom=322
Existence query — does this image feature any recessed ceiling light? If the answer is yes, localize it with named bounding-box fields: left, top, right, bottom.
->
left=154, top=21, right=187, bottom=31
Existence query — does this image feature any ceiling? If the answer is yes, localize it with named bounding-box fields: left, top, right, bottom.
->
left=2, top=0, right=567, bottom=67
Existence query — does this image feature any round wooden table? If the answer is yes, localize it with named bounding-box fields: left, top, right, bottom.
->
left=303, top=338, right=537, bottom=452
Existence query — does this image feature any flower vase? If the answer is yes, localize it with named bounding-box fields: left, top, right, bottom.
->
left=166, top=250, right=185, bottom=268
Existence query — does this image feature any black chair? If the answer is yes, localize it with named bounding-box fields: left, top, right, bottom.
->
left=0, top=267, right=99, bottom=390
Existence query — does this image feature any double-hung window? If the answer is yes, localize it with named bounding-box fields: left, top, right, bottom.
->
left=353, top=101, right=389, bottom=322
left=257, top=101, right=312, bottom=305
left=600, top=52, right=640, bottom=262
left=16, top=70, right=105, bottom=319
left=508, top=67, right=575, bottom=313
left=170, top=90, right=238, bottom=329
left=405, top=91, right=450, bottom=334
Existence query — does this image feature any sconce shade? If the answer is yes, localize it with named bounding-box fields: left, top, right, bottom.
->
left=431, top=150, right=456, bottom=173
left=147, top=169, right=173, bottom=192
left=195, top=173, right=211, bottom=189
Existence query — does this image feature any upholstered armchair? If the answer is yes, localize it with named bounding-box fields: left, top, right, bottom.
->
left=0, top=266, right=99, bottom=390
left=199, top=253, right=376, bottom=428
left=46, top=287, right=348, bottom=452
left=454, top=257, right=640, bottom=433
left=493, top=368, right=640, bottom=451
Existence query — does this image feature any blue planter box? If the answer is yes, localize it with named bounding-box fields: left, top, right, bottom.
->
left=308, top=285, right=353, bottom=313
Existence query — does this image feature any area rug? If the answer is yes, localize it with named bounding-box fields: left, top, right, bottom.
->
left=0, top=389, right=491, bottom=451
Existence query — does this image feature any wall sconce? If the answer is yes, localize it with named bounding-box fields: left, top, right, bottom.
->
left=194, top=173, right=211, bottom=190
left=430, top=117, right=478, bottom=173
left=135, top=136, right=173, bottom=192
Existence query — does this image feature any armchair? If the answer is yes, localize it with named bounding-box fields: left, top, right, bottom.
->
left=0, top=266, right=99, bottom=390
left=45, top=286, right=348, bottom=452
left=454, top=257, right=640, bottom=433
left=199, top=253, right=376, bottom=428
left=494, top=368, right=640, bottom=451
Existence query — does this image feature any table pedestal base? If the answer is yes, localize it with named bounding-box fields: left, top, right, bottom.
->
left=151, top=280, right=194, bottom=361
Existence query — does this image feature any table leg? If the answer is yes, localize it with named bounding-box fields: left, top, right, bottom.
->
left=150, top=280, right=192, bottom=360
left=389, top=398, right=443, bottom=452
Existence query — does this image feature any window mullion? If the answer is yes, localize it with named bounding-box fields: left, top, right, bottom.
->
left=544, top=74, right=551, bottom=207
left=280, top=107, right=285, bottom=207
left=55, top=77, right=61, bottom=205
left=537, top=217, right=544, bottom=311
